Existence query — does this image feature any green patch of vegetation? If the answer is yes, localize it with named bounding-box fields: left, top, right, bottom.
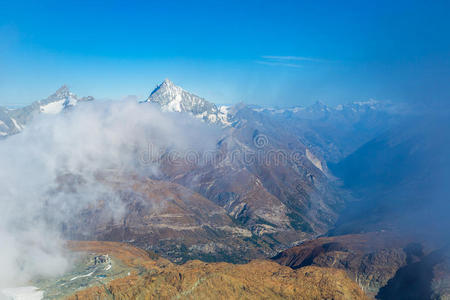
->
left=255, top=217, right=277, bottom=227
left=261, top=233, right=281, bottom=249
left=234, top=212, right=251, bottom=227
left=287, top=212, right=314, bottom=233
left=243, top=234, right=261, bottom=246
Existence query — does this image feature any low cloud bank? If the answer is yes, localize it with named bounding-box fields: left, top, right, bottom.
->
left=0, top=100, right=219, bottom=287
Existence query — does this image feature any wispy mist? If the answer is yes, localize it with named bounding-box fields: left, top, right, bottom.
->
left=0, top=100, right=219, bottom=288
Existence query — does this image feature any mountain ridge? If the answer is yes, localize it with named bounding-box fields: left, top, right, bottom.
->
left=0, top=79, right=403, bottom=139
left=144, top=79, right=231, bottom=126
left=0, top=85, right=94, bottom=137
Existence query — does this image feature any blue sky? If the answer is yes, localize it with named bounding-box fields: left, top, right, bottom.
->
left=0, top=0, right=449, bottom=107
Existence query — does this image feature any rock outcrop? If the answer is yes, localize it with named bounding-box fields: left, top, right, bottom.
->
left=272, top=232, right=450, bottom=299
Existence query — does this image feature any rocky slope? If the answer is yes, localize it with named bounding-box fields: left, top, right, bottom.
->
left=272, top=232, right=416, bottom=296
left=56, top=174, right=273, bottom=264
left=58, top=241, right=368, bottom=300
left=150, top=97, right=347, bottom=254
left=272, top=232, right=450, bottom=299
left=143, top=82, right=405, bottom=251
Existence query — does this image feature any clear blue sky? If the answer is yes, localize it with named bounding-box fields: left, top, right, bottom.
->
left=0, top=0, right=449, bottom=107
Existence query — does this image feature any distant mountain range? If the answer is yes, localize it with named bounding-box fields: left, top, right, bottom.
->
left=0, top=79, right=403, bottom=143
left=0, top=79, right=409, bottom=262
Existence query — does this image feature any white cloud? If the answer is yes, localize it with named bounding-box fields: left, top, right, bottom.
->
left=0, top=100, right=219, bottom=288
left=256, top=55, right=328, bottom=68
left=261, top=55, right=326, bottom=62
left=255, top=60, right=303, bottom=68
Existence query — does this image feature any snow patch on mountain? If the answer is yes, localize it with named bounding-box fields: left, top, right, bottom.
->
left=306, top=148, right=324, bottom=172
left=40, top=99, right=66, bottom=114
left=250, top=99, right=400, bottom=116
left=218, top=105, right=232, bottom=126
left=11, top=118, right=23, bottom=131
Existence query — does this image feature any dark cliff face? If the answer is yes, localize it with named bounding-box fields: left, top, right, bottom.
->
left=272, top=232, right=412, bottom=296
left=272, top=232, right=450, bottom=299
left=376, top=247, right=450, bottom=300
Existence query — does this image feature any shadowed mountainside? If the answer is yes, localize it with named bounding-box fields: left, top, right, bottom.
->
left=272, top=232, right=450, bottom=299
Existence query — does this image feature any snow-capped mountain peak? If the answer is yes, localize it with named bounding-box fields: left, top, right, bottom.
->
left=308, top=101, right=330, bottom=112
left=50, top=85, right=72, bottom=99
left=145, top=79, right=231, bottom=126
left=0, top=86, right=95, bottom=138
left=39, top=85, right=87, bottom=114
left=159, top=78, right=176, bottom=90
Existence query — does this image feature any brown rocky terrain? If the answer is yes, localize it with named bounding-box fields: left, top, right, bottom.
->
left=141, top=82, right=350, bottom=248
left=61, top=175, right=276, bottom=263
left=272, top=232, right=413, bottom=296
left=53, top=96, right=350, bottom=265
left=156, top=104, right=347, bottom=253
left=65, top=241, right=368, bottom=300
left=272, top=231, right=450, bottom=299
